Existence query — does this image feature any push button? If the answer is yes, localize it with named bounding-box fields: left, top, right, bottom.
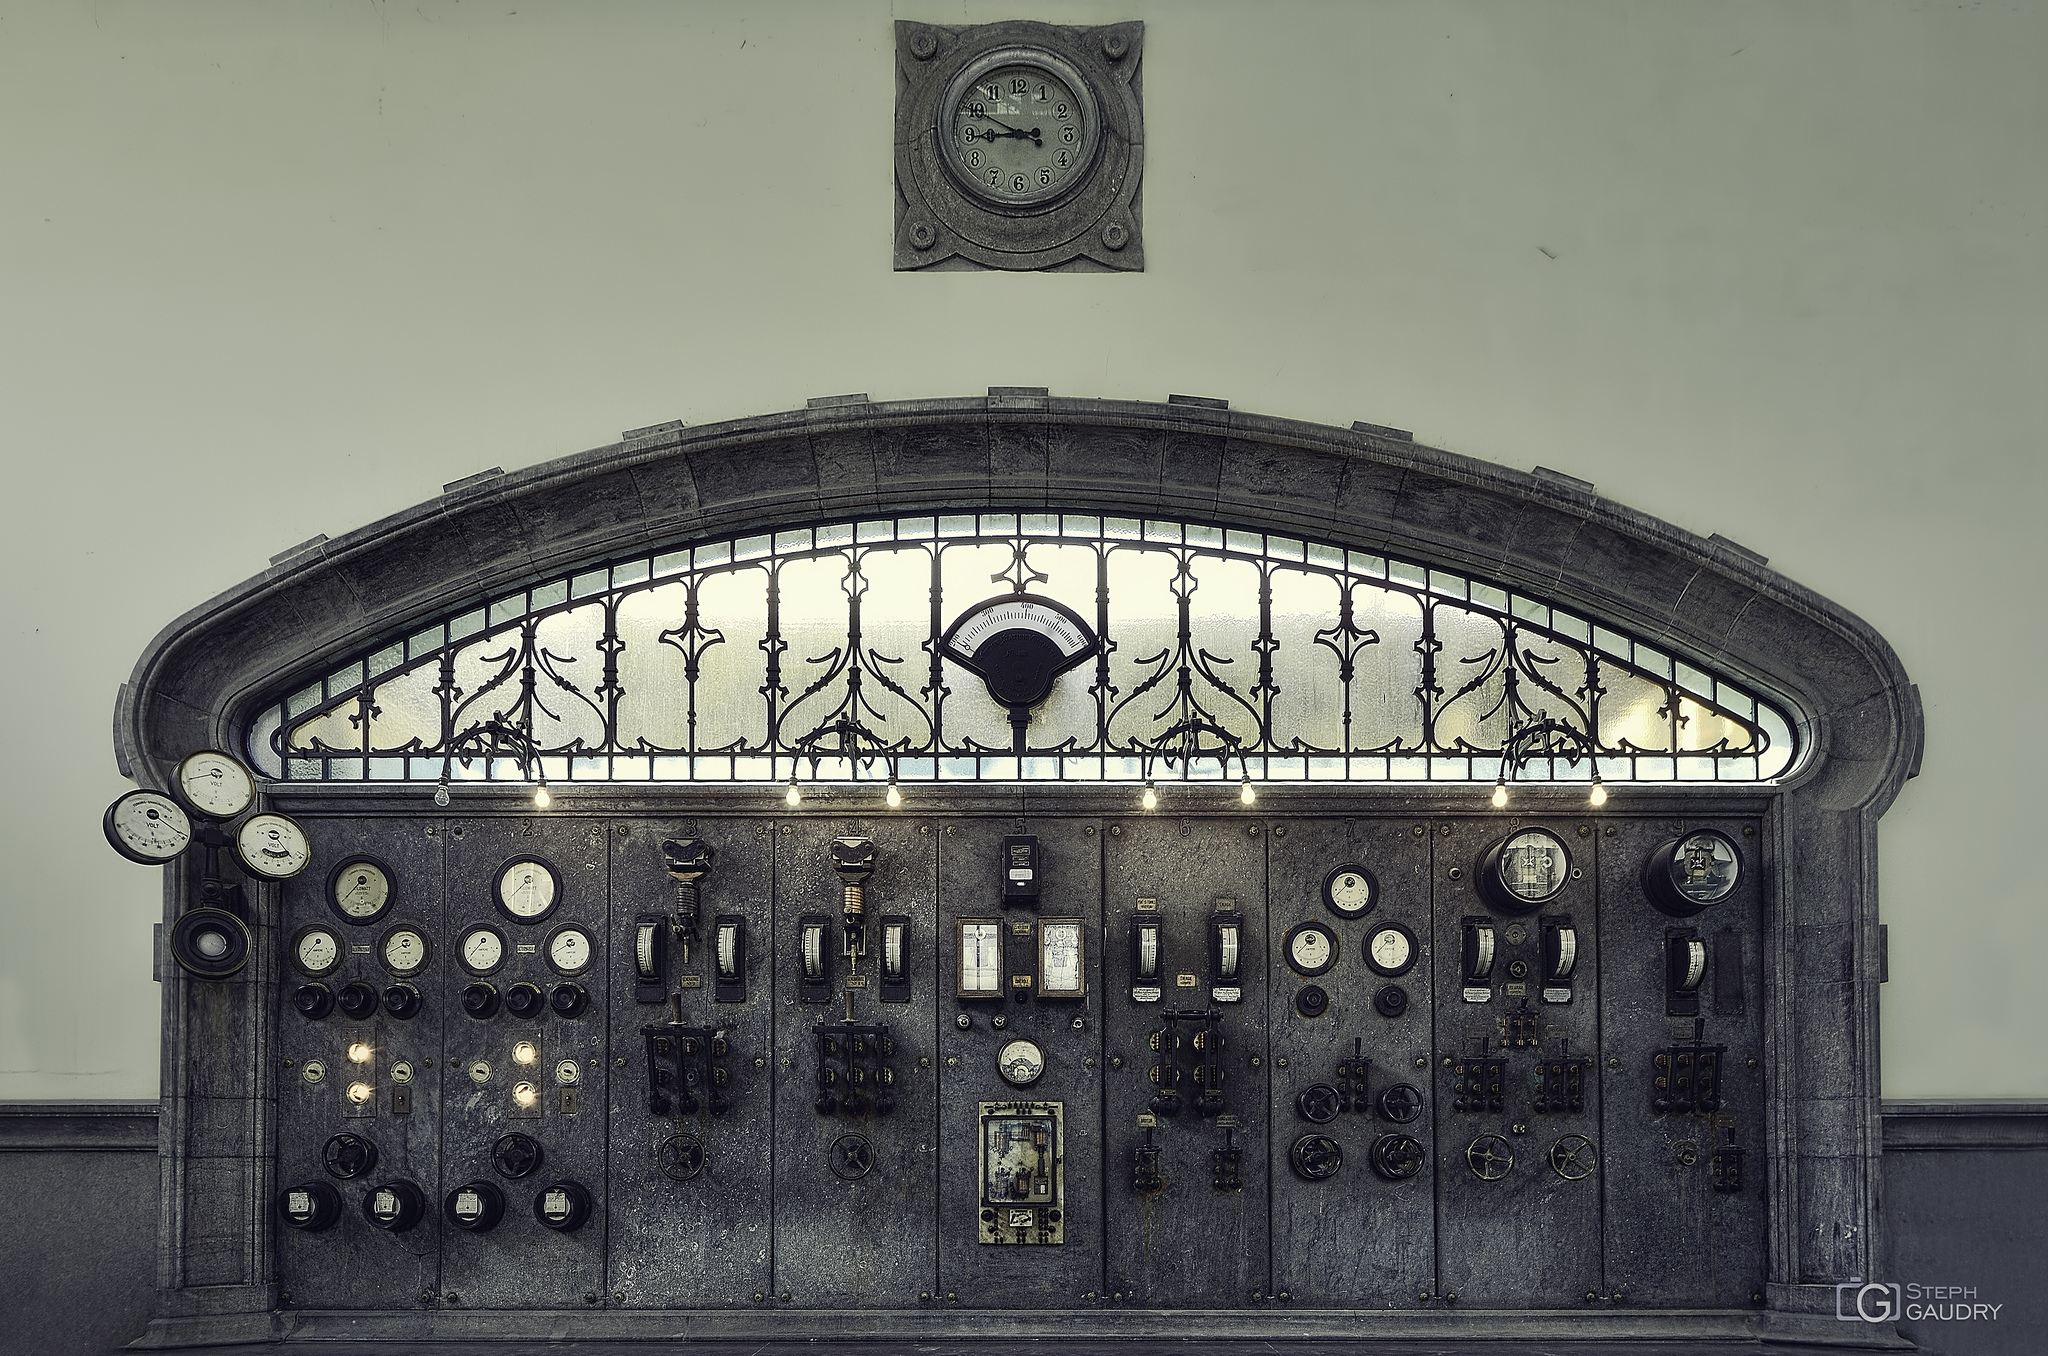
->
left=503, top=983, right=545, bottom=1019
left=292, top=984, right=333, bottom=1020
left=335, top=982, right=378, bottom=1021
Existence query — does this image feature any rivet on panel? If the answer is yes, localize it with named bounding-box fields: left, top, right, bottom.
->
left=781, top=825, right=793, bottom=835
left=1413, top=826, right=1426, bottom=837
left=1448, top=867, right=1463, bottom=881
left=616, top=1057, right=627, bottom=1068
left=1605, top=825, right=1617, bottom=836
left=1439, top=825, right=1452, bottom=837
left=617, top=825, right=629, bottom=837
left=1276, top=1056, right=1288, bottom=1068
left=1085, top=825, right=1097, bottom=836
left=1109, top=825, right=1123, bottom=837
left=1273, top=826, right=1286, bottom=838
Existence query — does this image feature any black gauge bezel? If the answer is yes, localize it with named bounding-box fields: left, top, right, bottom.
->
left=456, top=923, right=509, bottom=977
left=1477, top=826, right=1573, bottom=914
left=1642, top=829, right=1744, bottom=917
left=171, top=748, right=257, bottom=822
left=1282, top=920, right=1340, bottom=978
left=543, top=923, right=596, bottom=977
left=232, top=811, right=313, bottom=881
left=1364, top=921, right=1419, bottom=978
left=325, top=855, right=396, bottom=926
left=376, top=921, right=433, bottom=978
left=103, top=788, right=194, bottom=865
left=493, top=855, right=564, bottom=926
left=1320, top=862, right=1379, bottom=920
left=170, top=907, right=251, bottom=979
left=288, top=923, right=345, bottom=979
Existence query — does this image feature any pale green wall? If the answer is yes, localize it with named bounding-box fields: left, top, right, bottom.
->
left=1, top=0, right=2041, bottom=1100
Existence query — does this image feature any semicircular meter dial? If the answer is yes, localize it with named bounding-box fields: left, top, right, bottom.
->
left=103, top=790, right=193, bottom=865
left=233, top=812, right=313, bottom=880
left=172, top=749, right=256, bottom=822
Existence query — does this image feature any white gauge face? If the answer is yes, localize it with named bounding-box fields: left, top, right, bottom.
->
left=175, top=750, right=255, bottom=821
left=105, top=790, right=193, bottom=864
left=1286, top=923, right=1337, bottom=976
left=1671, top=831, right=1741, bottom=904
left=380, top=926, right=430, bottom=976
left=330, top=861, right=392, bottom=922
left=1368, top=925, right=1415, bottom=975
left=997, top=1037, right=1046, bottom=1087
left=1324, top=866, right=1376, bottom=918
left=293, top=927, right=341, bottom=977
left=1498, top=829, right=1570, bottom=904
left=496, top=859, right=558, bottom=921
left=1040, top=920, right=1083, bottom=996
left=547, top=926, right=593, bottom=975
left=233, top=812, right=312, bottom=879
left=459, top=926, right=505, bottom=975
left=959, top=920, right=1001, bottom=995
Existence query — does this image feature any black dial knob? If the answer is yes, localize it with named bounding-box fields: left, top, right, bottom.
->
left=1290, top=1133, right=1344, bottom=1181
left=322, top=1133, right=377, bottom=1181
left=335, top=982, right=378, bottom=1020
left=491, top=1133, right=543, bottom=1180
left=1374, top=985, right=1410, bottom=1018
left=277, top=1180, right=342, bottom=1231
left=443, top=1180, right=506, bottom=1233
left=381, top=983, right=421, bottom=1020
left=1372, top=1133, right=1426, bottom=1181
left=460, top=982, right=500, bottom=1019
left=1294, top=984, right=1329, bottom=1019
left=292, top=984, right=333, bottom=1020
left=1377, top=1083, right=1423, bottom=1124
left=549, top=982, right=588, bottom=1019
left=1295, top=1083, right=1343, bottom=1125
left=534, top=1179, right=593, bottom=1232
left=503, top=982, right=544, bottom=1019
left=362, top=1179, right=426, bottom=1232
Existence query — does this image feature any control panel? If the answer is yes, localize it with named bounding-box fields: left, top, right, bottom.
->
left=269, top=809, right=1767, bottom=1312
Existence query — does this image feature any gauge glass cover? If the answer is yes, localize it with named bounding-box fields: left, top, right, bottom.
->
left=1497, top=829, right=1571, bottom=905
left=495, top=859, right=560, bottom=923
left=1669, top=831, right=1741, bottom=905
left=458, top=926, right=506, bottom=976
left=380, top=925, right=431, bottom=977
left=1039, top=919, right=1084, bottom=996
left=1322, top=864, right=1376, bottom=919
left=292, top=926, right=342, bottom=978
left=1284, top=922, right=1338, bottom=977
left=104, top=790, right=193, bottom=864
left=174, top=749, right=255, bottom=821
left=940, top=47, right=1102, bottom=208
left=328, top=859, right=393, bottom=924
left=234, top=812, right=313, bottom=879
left=997, top=1037, right=1047, bottom=1087
left=546, top=926, right=594, bottom=976
left=1366, top=923, right=1417, bottom=977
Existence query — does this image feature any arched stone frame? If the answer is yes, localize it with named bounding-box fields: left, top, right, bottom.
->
left=117, top=391, right=1920, bottom=1342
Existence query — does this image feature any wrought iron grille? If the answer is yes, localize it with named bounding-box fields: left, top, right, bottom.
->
left=247, top=513, right=1796, bottom=788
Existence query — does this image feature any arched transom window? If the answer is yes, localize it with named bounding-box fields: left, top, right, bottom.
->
left=250, top=512, right=1796, bottom=788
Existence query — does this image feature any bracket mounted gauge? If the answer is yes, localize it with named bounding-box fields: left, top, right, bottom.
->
left=1476, top=827, right=1572, bottom=915
left=938, top=593, right=1101, bottom=754
left=172, top=749, right=255, bottom=822
left=1644, top=829, right=1742, bottom=917
left=233, top=812, right=312, bottom=881
left=103, top=790, right=193, bottom=865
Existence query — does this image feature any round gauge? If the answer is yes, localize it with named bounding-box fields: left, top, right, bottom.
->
left=103, top=789, right=193, bottom=865
left=545, top=925, right=594, bottom=976
left=1643, top=829, right=1743, bottom=916
left=1321, top=864, right=1378, bottom=919
left=939, top=46, right=1103, bottom=208
left=997, top=1037, right=1046, bottom=1088
left=378, top=923, right=432, bottom=977
left=457, top=924, right=507, bottom=977
left=290, top=925, right=343, bottom=979
left=326, top=858, right=394, bottom=925
left=494, top=857, right=562, bottom=924
left=1364, top=922, right=1418, bottom=977
left=233, top=812, right=313, bottom=880
left=1283, top=921, right=1339, bottom=978
left=1478, top=827, right=1572, bottom=914
left=172, top=749, right=256, bottom=821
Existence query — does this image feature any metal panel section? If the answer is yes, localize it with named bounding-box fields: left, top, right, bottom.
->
left=770, top=817, right=937, bottom=1308
left=937, top=817, right=1104, bottom=1307
left=1102, top=815, right=1269, bottom=1307
left=274, top=816, right=444, bottom=1309
left=1432, top=817, right=1603, bottom=1308
left=1600, top=816, right=1767, bottom=1306
left=1266, top=818, right=1436, bottom=1306
left=438, top=817, right=609, bottom=1308
left=608, top=817, right=775, bottom=1307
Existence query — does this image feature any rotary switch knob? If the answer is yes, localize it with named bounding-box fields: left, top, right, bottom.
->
left=444, top=1180, right=507, bottom=1232
left=460, top=982, right=500, bottom=1019
left=491, top=1133, right=543, bottom=1180
left=503, top=983, right=545, bottom=1020
left=322, top=1133, right=377, bottom=1181
left=292, top=984, right=333, bottom=1020
left=549, top=983, right=588, bottom=1019
left=335, top=982, right=379, bottom=1021
left=278, top=1180, right=342, bottom=1232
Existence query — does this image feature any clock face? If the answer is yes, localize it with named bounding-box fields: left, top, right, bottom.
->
left=104, top=789, right=193, bottom=865
left=174, top=750, right=256, bottom=821
left=546, top=925, right=594, bottom=976
left=379, top=924, right=431, bottom=977
left=1284, top=921, right=1339, bottom=978
left=328, top=858, right=393, bottom=924
left=291, top=925, right=342, bottom=978
left=494, top=858, right=561, bottom=924
left=458, top=925, right=506, bottom=977
left=941, top=47, right=1101, bottom=207
left=234, top=812, right=313, bottom=880
left=1322, top=864, right=1377, bottom=919
left=1365, top=922, right=1418, bottom=977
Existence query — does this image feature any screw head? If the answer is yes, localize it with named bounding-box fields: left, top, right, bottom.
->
left=617, top=1057, right=628, bottom=1067
left=1085, top=826, right=1096, bottom=836
left=780, top=1291, right=790, bottom=1302
left=1448, top=866, right=1463, bottom=880
left=910, top=31, right=937, bottom=59
left=909, top=221, right=936, bottom=251
left=1102, top=31, right=1128, bottom=59
left=1415, top=1056, right=1427, bottom=1068
left=1109, top=824, right=1122, bottom=837
left=1110, top=1056, right=1123, bottom=1070
left=1276, top=1056, right=1288, bottom=1068
left=956, top=1013, right=972, bottom=1030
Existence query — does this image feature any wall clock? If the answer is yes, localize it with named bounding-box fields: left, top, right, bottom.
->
left=895, top=19, right=1144, bottom=272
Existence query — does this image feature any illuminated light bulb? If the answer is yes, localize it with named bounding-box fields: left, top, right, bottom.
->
left=1588, top=781, right=1608, bottom=808
left=512, top=1082, right=538, bottom=1108
left=433, top=781, right=451, bottom=808
left=885, top=782, right=902, bottom=809
left=1141, top=782, right=1158, bottom=811
left=1490, top=780, right=1509, bottom=809
left=346, top=1082, right=373, bottom=1105
left=347, top=1042, right=372, bottom=1064
left=1239, top=778, right=1257, bottom=807
left=512, top=1041, right=537, bottom=1065
left=532, top=783, right=552, bottom=810
left=785, top=778, right=802, bottom=808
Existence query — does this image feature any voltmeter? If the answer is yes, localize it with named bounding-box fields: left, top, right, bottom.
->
left=326, top=858, right=394, bottom=925
left=997, top=1038, right=1047, bottom=1087
left=233, top=812, right=312, bottom=880
left=1283, top=921, right=1338, bottom=978
left=494, top=857, right=562, bottom=924
left=1477, top=827, right=1572, bottom=914
left=545, top=925, right=594, bottom=976
left=172, top=749, right=255, bottom=822
left=457, top=925, right=506, bottom=976
left=103, top=789, right=193, bottom=865
left=1321, top=863, right=1378, bottom=919
left=1364, top=922, right=1417, bottom=977
left=1643, top=830, right=1742, bottom=916
left=378, top=924, right=431, bottom=977
left=289, top=925, right=343, bottom=979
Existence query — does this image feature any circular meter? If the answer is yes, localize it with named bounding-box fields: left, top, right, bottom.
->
left=289, top=925, right=343, bottom=979
left=172, top=750, right=256, bottom=822
left=457, top=925, right=507, bottom=976
left=996, top=1038, right=1046, bottom=1087
left=278, top=1181, right=342, bottom=1232
left=444, top=1180, right=506, bottom=1233
left=1364, top=922, right=1417, bottom=977
left=1642, top=829, right=1743, bottom=916
left=377, top=924, right=432, bottom=977
left=233, top=812, right=313, bottom=880
left=326, top=858, right=394, bottom=925
left=494, top=857, right=562, bottom=924
left=1283, top=921, right=1339, bottom=977
left=1476, top=828, right=1572, bottom=914
left=534, top=1179, right=592, bottom=1232
left=362, top=1180, right=426, bottom=1233
left=103, top=790, right=193, bottom=865
left=1321, top=864, right=1378, bottom=919
left=544, top=925, right=594, bottom=976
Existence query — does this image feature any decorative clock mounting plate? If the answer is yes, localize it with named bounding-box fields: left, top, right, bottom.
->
left=895, top=19, right=1144, bottom=272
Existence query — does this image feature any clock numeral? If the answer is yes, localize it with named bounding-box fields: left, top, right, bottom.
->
left=1056, top=150, right=1070, bottom=169
left=1062, top=125, right=1077, bottom=145
left=1055, top=102, right=1068, bottom=119
left=986, top=83, right=1000, bottom=101
left=969, top=150, right=983, bottom=169
left=1010, top=77, right=1027, bottom=95
left=1038, top=166, right=1052, bottom=186
left=987, top=168, right=1001, bottom=187
left=1011, top=173, right=1026, bottom=192
left=1037, top=83, right=1049, bottom=101
left=970, top=101, right=986, bottom=118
